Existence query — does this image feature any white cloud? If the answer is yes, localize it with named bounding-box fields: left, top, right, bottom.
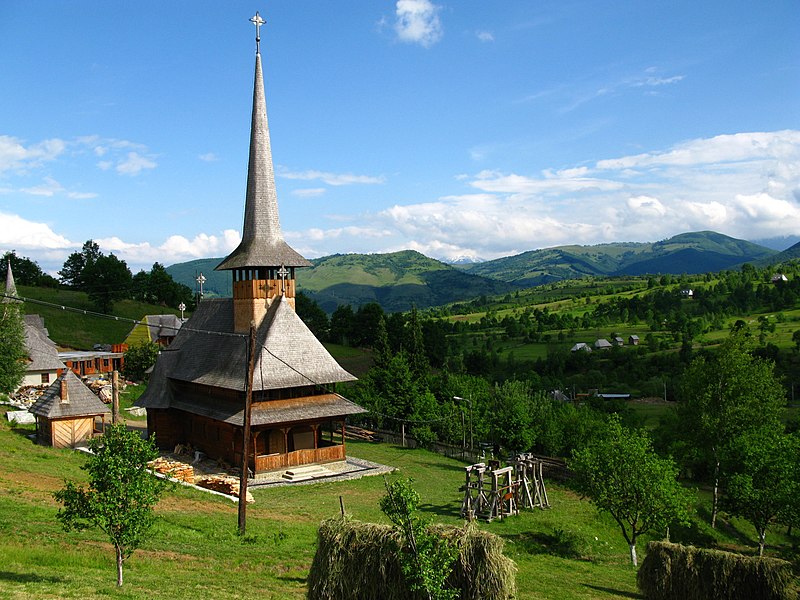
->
left=20, top=176, right=65, bottom=197
left=116, top=152, right=157, bottom=176
left=199, top=152, right=218, bottom=162
left=291, top=188, right=326, bottom=198
left=0, top=135, right=66, bottom=174
left=476, top=30, right=494, bottom=42
left=0, top=211, right=74, bottom=249
left=394, top=0, right=442, bottom=48
left=277, top=167, right=385, bottom=186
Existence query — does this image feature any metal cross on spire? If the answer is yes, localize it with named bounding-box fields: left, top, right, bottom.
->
left=277, top=264, right=289, bottom=295
left=250, top=12, right=265, bottom=54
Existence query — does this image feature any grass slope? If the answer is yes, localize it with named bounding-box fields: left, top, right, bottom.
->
left=1, top=413, right=795, bottom=599
left=18, top=285, right=182, bottom=350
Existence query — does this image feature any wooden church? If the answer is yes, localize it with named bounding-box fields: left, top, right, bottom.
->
left=136, top=17, right=365, bottom=474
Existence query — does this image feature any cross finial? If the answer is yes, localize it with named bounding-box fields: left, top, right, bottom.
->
left=277, top=264, right=289, bottom=295
left=250, top=12, right=265, bottom=54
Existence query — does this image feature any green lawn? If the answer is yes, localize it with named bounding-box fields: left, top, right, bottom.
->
left=0, top=410, right=795, bottom=599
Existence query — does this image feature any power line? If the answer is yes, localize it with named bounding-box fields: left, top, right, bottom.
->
left=2, top=293, right=244, bottom=339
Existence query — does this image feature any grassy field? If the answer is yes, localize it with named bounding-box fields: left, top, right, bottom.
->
left=17, top=285, right=183, bottom=350
left=1, top=409, right=795, bottom=599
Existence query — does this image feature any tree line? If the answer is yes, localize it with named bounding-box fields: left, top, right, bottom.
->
left=3, top=242, right=195, bottom=314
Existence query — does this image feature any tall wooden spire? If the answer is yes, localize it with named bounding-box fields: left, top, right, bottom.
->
left=216, top=14, right=311, bottom=332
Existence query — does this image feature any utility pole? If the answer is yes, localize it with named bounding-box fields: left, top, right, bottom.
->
left=111, top=370, right=119, bottom=425
left=238, top=322, right=256, bottom=536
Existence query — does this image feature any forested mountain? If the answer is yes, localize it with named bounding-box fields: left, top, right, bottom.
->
left=460, top=231, right=775, bottom=285
left=166, top=231, right=777, bottom=312
left=166, top=251, right=518, bottom=313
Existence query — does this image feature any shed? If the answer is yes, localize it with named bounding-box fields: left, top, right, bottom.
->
left=594, top=338, right=613, bottom=350
left=29, top=370, right=110, bottom=448
left=570, top=342, right=592, bottom=353
left=629, top=335, right=640, bottom=345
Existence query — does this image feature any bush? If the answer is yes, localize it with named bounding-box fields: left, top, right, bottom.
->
left=307, top=516, right=516, bottom=600
left=637, top=541, right=795, bottom=600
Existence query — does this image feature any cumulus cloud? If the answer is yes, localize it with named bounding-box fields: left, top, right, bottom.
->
left=95, top=230, right=241, bottom=267
left=476, top=30, right=494, bottom=42
left=0, top=211, right=74, bottom=250
left=340, top=129, right=800, bottom=261
left=394, top=0, right=442, bottom=48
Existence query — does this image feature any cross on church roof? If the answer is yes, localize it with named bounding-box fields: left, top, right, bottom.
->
left=250, top=12, right=265, bottom=54
left=277, top=264, right=289, bottom=294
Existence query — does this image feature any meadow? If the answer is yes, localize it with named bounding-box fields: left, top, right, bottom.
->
left=1, top=409, right=794, bottom=600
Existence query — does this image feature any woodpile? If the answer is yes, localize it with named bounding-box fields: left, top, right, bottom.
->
left=345, top=425, right=379, bottom=442
left=148, top=457, right=195, bottom=482
left=196, top=475, right=254, bottom=503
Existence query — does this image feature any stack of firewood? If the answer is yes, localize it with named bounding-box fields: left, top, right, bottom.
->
left=196, top=475, right=254, bottom=503
left=345, top=425, right=379, bottom=441
left=148, top=457, right=195, bottom=482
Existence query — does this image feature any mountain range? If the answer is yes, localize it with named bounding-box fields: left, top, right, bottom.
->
left=166, top=231, right=787, bottom=313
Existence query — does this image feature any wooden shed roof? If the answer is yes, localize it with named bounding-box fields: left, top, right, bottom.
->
left=24, top=317, right=65, bottom=372
left=29, top=370, right=110, bottom=419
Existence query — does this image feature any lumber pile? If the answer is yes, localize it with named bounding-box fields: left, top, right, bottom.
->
left=148, top=457, right=195, bottom=482
left=196, top=475, right=254, bottom=503
left=345, top=425, right=379, bottom=442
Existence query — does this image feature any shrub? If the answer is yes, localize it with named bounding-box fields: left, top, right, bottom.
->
left=307, top=516, right=516, bottom=600
left=637, top=541, right=794, bottom=600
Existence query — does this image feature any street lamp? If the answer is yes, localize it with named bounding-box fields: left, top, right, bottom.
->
left=453, top=396, right=473, bottom=452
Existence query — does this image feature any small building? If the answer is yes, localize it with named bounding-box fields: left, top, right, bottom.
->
left=613, top=336, right=624, bottom=346
left=60, top=348, right=125, bottom=377
left=29, top=370, right=110, bottom=448
left=22, top=315, right=65, bottom=388
left=125, top=314, right=183, bottom=347
left=629, top=335, right=640, bottom=345
left=680, top=289, right=694, bottom=298
left=570, top=342, right=592, bottom=353
left=771, top=274, right=788, bottom=284
left=594, top=338, right=613, bottom=350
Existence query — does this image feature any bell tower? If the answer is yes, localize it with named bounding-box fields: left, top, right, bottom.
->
left=216, top=12, right=311, bottom=334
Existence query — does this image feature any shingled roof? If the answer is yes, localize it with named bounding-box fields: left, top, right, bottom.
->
left=29, top=370, right=110, bottom=419
left=24, top=317, right=65, bottom=372
left=137, top=295, right=356, bottom=410
left=215, top=52, right=310, bottom=271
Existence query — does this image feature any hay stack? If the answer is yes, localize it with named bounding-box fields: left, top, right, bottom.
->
left=637, top=541, right=794, bottom=600
left=307, top=516, right=515, bottom=600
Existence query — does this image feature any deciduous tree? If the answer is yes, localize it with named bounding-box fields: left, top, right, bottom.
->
left=679, top=332, right=786, bottom=528
left=53, top=425, right=167, bottom=586
left=570, top=417, right=693, bottom=566
left=0, top=298, right=26, bottom=395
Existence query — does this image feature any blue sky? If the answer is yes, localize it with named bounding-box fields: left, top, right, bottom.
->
left=1, top=1, right=799, bottom=275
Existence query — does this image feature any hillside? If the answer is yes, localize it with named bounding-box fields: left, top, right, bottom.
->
left=167, top=251, right=518, bottom=313
left=461, top=231, right=775, bottom=284
left=17, top=285, right=182, bottom=350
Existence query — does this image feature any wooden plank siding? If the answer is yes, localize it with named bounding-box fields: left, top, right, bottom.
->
left=149, top=408, right=346, bottom=473
left=51, top=417, right=94, bottom=448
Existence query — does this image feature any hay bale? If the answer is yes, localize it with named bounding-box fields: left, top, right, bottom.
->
left=307, top=516, right=516, bottom=600
left=637, top=541, right=795, bottom=600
